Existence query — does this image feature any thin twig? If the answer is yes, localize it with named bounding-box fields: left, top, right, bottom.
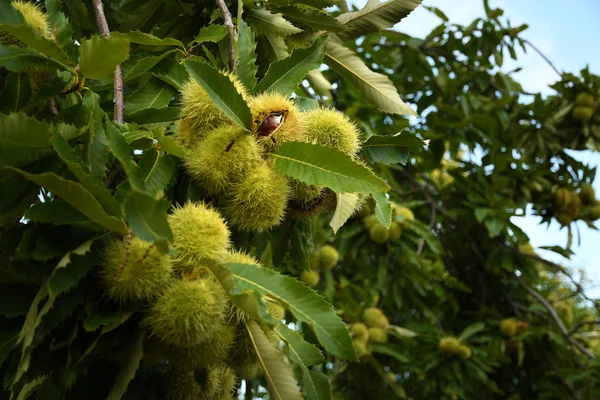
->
left=570, top=319, right=600, bottom=335
left=216, top=0, right=236, bottom=72
left=48, top=98, right=58, bottom=116
left=509, top=247, right=594, bottom=305
left=522, top=39, right=562, bottom=78
left=516, top=275, right=594, bottom=359
left=91, top=0, right=124, bottom=123
left=113, top=65, right=124, bottom=123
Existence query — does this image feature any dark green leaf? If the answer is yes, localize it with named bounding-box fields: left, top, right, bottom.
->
left=325, top=41, right=416, bottom=115
left=0, top=113, right=51, bottom=147
left=184, top=60, right=252, bottom=129
left=362, top=133, right=424, bottom=165
left=125, top=77, right=175, bottom=115
left=25, top=200, right=100, bottom=230
left=139, top=150, right=177, bottom=195
left=106, top=329, right=145, bottom=400
left=245, top=320, right=302, bottom=400
left=226, top=263, right=356, bottom=360
left=122, top=50, right=177, bottom=82
left=112, top=31, right=184, bottom=47
left=105, top=121, right=147, bottom=192
left=52, top=130, right=122, bottom=217
left=123, top=190, right=172, bottom=243
left=270, top=142, right=390, bottom=193
left=245, top=8, right=303, bottom=36
left=336, top=0, right=423, bottom=40
left=0, top=45, right=66, bottom=72
left=373, top=192, right=392, bottom=229
left=45, top=0, right=77, bottom=58
left=8, top=168, right=126, bottom=233
left=255, top=36, right=329, bottom=95
left=275, top=6, right=347, bottom=32
left=238, top=19, right=259, bottom=91
left=194, top=24, right=227, bottom=43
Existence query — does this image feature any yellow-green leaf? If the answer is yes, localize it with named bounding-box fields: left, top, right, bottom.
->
left=325, top=41, right=416, bottom=116
left=245, top=320, right=302, bottom=400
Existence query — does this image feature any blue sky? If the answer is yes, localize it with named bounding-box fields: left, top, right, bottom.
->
left=352, top=0, right=600, bottom=296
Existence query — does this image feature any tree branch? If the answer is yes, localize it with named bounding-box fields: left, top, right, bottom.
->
left=91, top=0, right=124, bottom=123
left=515, top=275, right=594, bottom=359
left=216, top=0, right=236, bottom=72
left=509, top=247, right=596, bottom=307
left=522, top=39, right=562, bottom=78
left=570, top=319, right=600, bottom=334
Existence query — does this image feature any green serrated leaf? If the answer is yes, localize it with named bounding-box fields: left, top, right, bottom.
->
left=325, top=41, right=416, bottom=116
left=245, top=320, right=302, bottom=400
left=278, top=325, right=330, bottom=400
left=154, top=128, right=188, bottom=159
left=25, top=200, right=100, bottom=230
left=112, top=31, right=183, bottom=47
left=0, top=112, right=51, bottom=147
left=45, top=0, right=77, bottom=58
left=52, top=130, right=122, bottom=217
left=270, top=142, right=390, bottom=193
left=105, top=121, right=146, bottom=192
left=126, top=107, right=180, bottom=130
left=122, top=50, right=177, bottom=82
left=123, top=190, right=172, bottom=243
left=458, top=322, right=485, bottom=341
left=0, top=23, right=68, bottom=64
left=79, top=35, right=130, bottom=79
left=8, top=168, right=126, bottom=233
left=373, top=192, right=392, bottom=229
left=245, top=8, right=303, bottom=36
left=330, top=193, right=360, bottom=233
left=194, top=24, right=227, bottom=43
left=106, top=329, right=145, bottom=400
left=238, top=19, right=259, bottom=91
left=279, top=325, right=324, bottom=366
left=304, top=370, right=332, bottom=400
left=336, top=0, right=423, bottom=40
left=0, top=45, right=66, bottom=72
left=184, top=60, right=252, bottom=129
left=362, top=132, right=424, bottom=165
left=204, top=260, right=275, bottom=324
left=225, top=263, right=356, bottom=360
left=16, top=240, right=94, bottom=383
left=274, top=6, right=347, bottom=32
left=255, top=36, right=328, bottom=95
left=125, top=77, right=175, bottom=115
left=139, top=150, right=177, bottom=195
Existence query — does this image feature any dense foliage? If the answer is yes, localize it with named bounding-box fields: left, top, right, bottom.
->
left=1, top=0, right=600, bottom=399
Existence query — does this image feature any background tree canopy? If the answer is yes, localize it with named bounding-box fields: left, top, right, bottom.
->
left=1, top=0, right=600, bottom=399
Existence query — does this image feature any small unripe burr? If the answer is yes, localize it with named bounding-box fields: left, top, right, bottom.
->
left=185, top=125, right=262, bottom=196
left=100, top=237, right=173, bottom=303
left=168, top=202, right=231, bottom=273
left=145, top=278, right=228, bottom=348
left=222, top=162, right=290, bottom=231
